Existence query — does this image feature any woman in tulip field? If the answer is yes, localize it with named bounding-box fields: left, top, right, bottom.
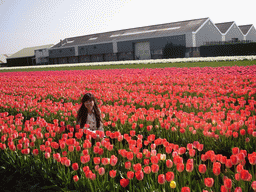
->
left=0, top=66, right=256, bottom=191
left=76, top=93, right=104, bottom=142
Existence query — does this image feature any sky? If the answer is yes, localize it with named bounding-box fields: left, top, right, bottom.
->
left=1, top=0, right=256, bottom=54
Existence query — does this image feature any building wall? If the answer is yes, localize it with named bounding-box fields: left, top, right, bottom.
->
left=246, top=27, right=256, bottom=42
left=118, top=52, right=134, bottom=60
left=117, top=35, right=186, bottom=53
left=195, top=20, right=222, bottom=47
left=104, top=53, right=118, bottom=61
left=68, top=56, right=78, bottom=63
left=224, top=24, right=244, bottom=41
left=79, top=55, right=90, bottom=63
left=58, top=57, right=68, bottom=64
left=49, top=47, right=75, bottom=58
left=7, top=57, right=34, bottom=66
left=91, top=54, right=104, bottom=62
left=78, top=43, right=113, bottom=55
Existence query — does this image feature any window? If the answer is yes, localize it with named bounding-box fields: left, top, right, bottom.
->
left=89, top=37, right=98, bottom=40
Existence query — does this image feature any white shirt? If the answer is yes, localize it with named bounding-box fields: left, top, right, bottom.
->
left=78, top=111, right=104, bottom=132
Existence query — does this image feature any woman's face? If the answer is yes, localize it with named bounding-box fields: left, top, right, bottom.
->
left=84, top=99, right=94, bottom=112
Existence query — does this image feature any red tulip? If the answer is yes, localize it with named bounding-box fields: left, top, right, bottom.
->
left=230, top=155, right=238, bottom=165
left=110, top=155, right=118, bottom=166
left=176, top=163, right=184, bottom=172
left=213, top=166, right=220, bottom=176
left=252, top=181, right=256, bottom=190
left=166, top=159, right=173, bottom=168
left=158, top=174, right=165, bottom=184
left=120, top=178, right=129, bottom=188
left=126, top=152, right=134, bottom=161
left=93, top=157, right=101, bottom=165
left=45, top=152, right=50, bottom=159
left=178, top=147, right=186, bottom=155
left=109, top=170, right=116, bottom=178
left=133, top=163, right=142, bottom=172
left=33, top=149, right=39, bottom=156
left=143, top=166, right=151, bottom=174
left=249, top=156, right=256, bottom=165
left=199, top=164, right=206, bottom=174
left=235, top=173, right=240, bottom=181
left=234, top=187, right=242, bottom=192
left=224, top=178, right=232, bottom=189
left=225, top=159, right=233, bottom=168
left=135, top=170, right=144, bottom=181
left=81, top=155, right=90, bottom=164
left=232, top=147, right=240, bottom=155
left=72, top=163, right=79, bottom=171
left=137, top=152, right=143, bottom=159
left=189, top=149, right=195, bottom=157
left=144, top=158, right=150, bottom=165
left=165, top=171, right=174, bottom=182
left=186, top=161, right=194, bottom=172
left=151, top=164, right=159, bottom=173
left=151, top=155, right=159, bottom=164
left=65, top=159, right=71, bottom=167
left=204, top=178, right=214, bottom=188
left=181, top=187, right=190, bottom=192
left=125, top=161, right=131, bottom=169
left=98, top=167, right=105, bottom=176
left=102, top=158, right=110, bottom=165
left=73, top=175, right=79, bottom=182
left=127, top=171, right=134, bottom=179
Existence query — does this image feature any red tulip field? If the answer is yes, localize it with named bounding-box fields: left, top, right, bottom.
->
left=0, top=66, right=256, bottom=191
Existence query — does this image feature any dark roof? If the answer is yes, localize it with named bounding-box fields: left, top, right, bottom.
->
left=215, top=22, right=234, bottom=34
left=238, top=25, right=253, bottom=35
left=51, top=17, right=209, bottom=48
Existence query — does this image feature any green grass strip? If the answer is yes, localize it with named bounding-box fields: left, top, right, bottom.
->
left=0, top=59, right=256, bottom=72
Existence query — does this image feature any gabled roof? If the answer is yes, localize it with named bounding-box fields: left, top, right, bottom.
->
left=238, top=25, right=253, bottom=35
left=0, top=54, right=11, bottom=63
left=51, top=17, right=209, bottom=48
left=8, top=44, right=53, bottom=59
left=215, top=22, right=234, bottom=34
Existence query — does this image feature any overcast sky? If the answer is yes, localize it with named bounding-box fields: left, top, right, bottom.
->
left=1, top=0, right=255, bottom=54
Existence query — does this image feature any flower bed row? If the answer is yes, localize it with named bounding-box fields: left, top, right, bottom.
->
left=0, top=65, right=256, bottom=191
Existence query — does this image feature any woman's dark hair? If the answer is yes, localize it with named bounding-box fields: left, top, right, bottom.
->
left=77, top=93, right=102, bottom=129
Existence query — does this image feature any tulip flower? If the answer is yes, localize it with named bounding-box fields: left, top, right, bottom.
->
left=73, top=175, right=79, bottom=182
left=127, top=171, right=134, bottom=179
left=176, top=163, right=184, bottom=172
left=170, top=181, right=176, bottom=188
left=93, top=157, right=101, bottom=165
left=199, top=164, right=206, bottom=174
left=158, top=174, right=165, bottom=184
left=166, top=159, right=173, bottom=168
left=110, top=155, right=118, bottom=166
left=181, top=187, right=190, bottom=192
left=120, top=178, right=129, bottom=188
left=143, top=166, right=151, bottom=174
left=45, top=152, right=50, bottom=159
left=186, top=162, right=194, bottom=172
left=126, top=152, right=134, bottom=161
left=109, top=170, right=116, bottom=178
left=204, top=178, right=214, bottom=188
left=72, top=163, right=79, bottom=171
left=133, top=163, right=142, bottom=172
left=166, top=171, right=174, bottom=182
left=151, top=164, right=159, bottom=173
left=135, top=170, right=144, bottom=181
left=98, top=167, right=105, bottom=176
left=252, top=181, right=256, bottom=190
